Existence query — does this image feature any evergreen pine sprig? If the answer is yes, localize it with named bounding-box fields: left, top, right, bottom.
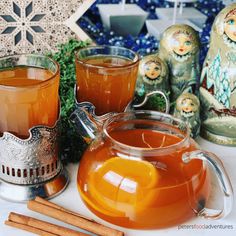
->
left=48, top=39, right=90, bottom=163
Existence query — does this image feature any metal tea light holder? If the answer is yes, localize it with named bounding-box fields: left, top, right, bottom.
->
left=0, top=118, right=69, bottom=202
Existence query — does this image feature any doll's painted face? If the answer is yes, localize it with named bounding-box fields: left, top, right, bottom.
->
left=172, top=33, right=193, bottom=56
left=224, top=13, right=236, bottom=42
left=180, top=98, right=198, bottom=117
left=144, top=61, right=161, bottom=80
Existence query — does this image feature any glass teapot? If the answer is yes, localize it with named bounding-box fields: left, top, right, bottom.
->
left=72, top=103, right=233, bottom=229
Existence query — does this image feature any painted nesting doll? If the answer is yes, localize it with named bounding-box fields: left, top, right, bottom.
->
left=135, top=54, right=170, bottom=112
left=200, top=3, right=236, bottom=145
left=159, top=24, right=200, bottom=103
left=174, top=93, right=201, bottom=138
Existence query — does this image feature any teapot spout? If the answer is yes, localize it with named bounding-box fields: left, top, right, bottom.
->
left=70, top=102, right=100, bottom=144
left=70, top=102, right=115, bottom=144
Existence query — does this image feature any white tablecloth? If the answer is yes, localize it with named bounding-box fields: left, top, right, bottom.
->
left=1, top=137, right=236, bottom=236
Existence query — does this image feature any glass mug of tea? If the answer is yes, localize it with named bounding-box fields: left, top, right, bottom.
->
left=0, top=54, right=60, bottom=138
left=72, top=109, right=233, bottom=229
left=75, top=45, right=140, bottom=116
left=0, top=54, right=69, bottom=202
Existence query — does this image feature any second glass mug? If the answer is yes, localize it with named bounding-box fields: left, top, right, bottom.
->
left=75, top=45, right=139, bottom=116
left=72, top=110, right=233, bottom=229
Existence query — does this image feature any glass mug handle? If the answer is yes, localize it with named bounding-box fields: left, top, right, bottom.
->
left=72, top=86, right=170, bottom=143
left=183, top=150, right=234, bottom=219
left=131, top=90, right=170, bottom=114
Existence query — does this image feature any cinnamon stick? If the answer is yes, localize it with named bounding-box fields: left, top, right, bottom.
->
left=5, top=220, right=58, bottom=236
left=8, top=212, right=90, bottom=236
left=28, top=199, right=124, bottom=236
left=34, top=197, right=94, bottom=222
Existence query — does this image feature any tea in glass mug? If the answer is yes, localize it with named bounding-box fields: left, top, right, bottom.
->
left=0, top=54, right=60, bottom=138
left=74, top=110, right=233, bottom=229
left=75, top=46, right=139, bottom=115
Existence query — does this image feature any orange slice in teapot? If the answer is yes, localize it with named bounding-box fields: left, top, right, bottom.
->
left=88, top=157, right=159, bottom=216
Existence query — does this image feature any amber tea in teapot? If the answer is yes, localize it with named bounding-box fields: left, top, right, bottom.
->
left=75, top=110, right=233, bottom=229
left=78, top=129, right=209, bottom=228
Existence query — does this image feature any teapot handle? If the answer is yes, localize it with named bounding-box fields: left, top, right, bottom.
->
left=182, top=150, right=234, bottom=219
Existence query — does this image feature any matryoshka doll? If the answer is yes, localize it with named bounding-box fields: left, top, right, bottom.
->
left=200, top=3, right=236, bottom=145
left=159, top=24, right=200, bottom=103
left=174, top=93, right=201, bottom=139
left=135, top=54, right=170, bottom=112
